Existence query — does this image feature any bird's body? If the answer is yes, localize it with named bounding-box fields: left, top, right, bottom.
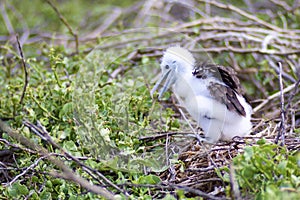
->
left=151, top=46, right=252, bottom=143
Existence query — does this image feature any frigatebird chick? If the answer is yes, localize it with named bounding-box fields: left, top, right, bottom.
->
left=151, top=46, right=252, bottom=143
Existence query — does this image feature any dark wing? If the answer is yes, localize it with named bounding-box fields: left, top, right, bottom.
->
left=193, top=63, right=246, bottom=116
left=208, top=81, right=246, bottom=117
left=216, top=65, right=242, bottom=94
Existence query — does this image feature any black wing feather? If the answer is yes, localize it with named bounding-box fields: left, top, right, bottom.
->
left=193, top=63, right=246, bottom=116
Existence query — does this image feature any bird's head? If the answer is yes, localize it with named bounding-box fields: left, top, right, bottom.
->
left=151, top=46, right=195, bottom=100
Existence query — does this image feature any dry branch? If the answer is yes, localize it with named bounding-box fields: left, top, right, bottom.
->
left=22, top=119, right=128, bottom=197
left=45, top=0, right=79, bottom=54
left=84, top=8, right=122, bottom=40
left=0, top=120, right=115, bottom=199
left=5, top=154, right=50, bottom=186
left=253, top=83, right=297, bottom=113
left=192, top=47, right=300, bottom=56
left=0, top=2, right=14, bottom=34
left=158, top=134, right=299, bottom=198
left=229, top=164, right=241, bottom=200
left=1, top=0, right=300, bottom=198
left=197, top=0, right=286, bottom=32
left=275, top=62, right=286, bottom=145
left=16, top=35, right=29, bottom=106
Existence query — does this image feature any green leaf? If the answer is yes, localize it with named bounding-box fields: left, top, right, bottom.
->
left=228, top=143, right=300, bottom=198
left=291, top=175, right=300, bottom=187
left=63, top=140, right=77, bottom=152
left=8, top=181, right=29, bottom=197
left=137, top=175, right=161, bottom=185
left=40, top=190, right=52, bottom=200
left=162, top=194, right=177, bottom=200
left=29, top=190, right=39, bottom=199
left=257, top=138, right=266, bottom=145
left=243, top=146, right=254, bottom=161
left=46, top=180, right=53, bottom=188
left=141, top=56, right=150, bottom=64
left=59, top=102, right=73, bottom=119
left=277, top=160, right=288, bottom=175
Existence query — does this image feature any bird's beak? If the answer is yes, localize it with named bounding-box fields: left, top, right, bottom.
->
left=150, top=69, right=175, bottom=100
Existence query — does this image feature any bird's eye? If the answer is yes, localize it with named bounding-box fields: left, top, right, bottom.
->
left=165, top=65, right=169, bottom=69
left=172, top=61, right=176, bottom=64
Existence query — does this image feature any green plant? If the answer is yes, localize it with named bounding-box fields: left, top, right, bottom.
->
left=222, top=139, right=300, bottom=199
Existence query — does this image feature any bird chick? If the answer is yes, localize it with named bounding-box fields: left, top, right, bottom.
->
left=151, top=46, right=252, bottom=143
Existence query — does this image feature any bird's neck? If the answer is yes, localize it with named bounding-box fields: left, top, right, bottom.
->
left=173, top=71, right=212, bottom=101
left=173, top=72, right=195, bottom=100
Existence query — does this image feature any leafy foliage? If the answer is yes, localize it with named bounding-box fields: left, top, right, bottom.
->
left=221, top=140, right=300, bottom=199
left=1, top=0, right=300, bottom=199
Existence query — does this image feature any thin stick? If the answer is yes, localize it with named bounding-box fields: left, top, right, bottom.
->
left=5, top=154, right=51, bottom=186
left=165, top=132, right=177, bottom=182
left=264, top=55, right=296, bottom=83
left=168, top=183, right=224, bottom=200
left=16, top=35, right=29, bottom=105
left=253, top=83, right=296, bottom=113
left=139, top=132, right=189, bottom=142
left=173, top=93, right=197, bottom=135
left=22, top=119, right=128, bottom=196
left=0, top=2, right=14, bottom=34
left=45, top=0, right=79, bottom=54
left=0, top=119, right=115, bottom=199
left=285, top=78, right=300, bottom=117
left=269, top=0, right=292, bottom=12
left=198, top=0, right=284, bottom=32
left=229, top=164, right=241, bottom=200
left=84, top=8, right=122, bottom=40
left=192, top=46, right=300, bottom=56
left=275, top=61, right=285, bottom=145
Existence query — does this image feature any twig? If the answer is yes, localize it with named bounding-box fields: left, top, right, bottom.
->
left=264, top=56, right=296, bottom=83
left=192, top=46, right=300, bottom=56
left=229, top=164, right=241, bottom=200
left=275, top=62, right=285, bottom=145
left=0, top=119, right=115, bottom=199
left=48, top=170, right=114, bottom=198
left=133, top=0, right=156, bottom=27
left=83, top=8, right=122, bottom=40
left=0, top=138, right=36, bottom=154
left=198, top=0, right=284, bottom=32
left=186, top=166, right=215, bottom=172
left=165, top=0, right=208, bottom=18
left=196, top=31, right=263, bottom=44
left=45, top=0, right=79, bottom=54
left=196, top=25, right=300, bottom=40
left=269, top=0, right=292, bottom=12
left=253, top=83, right=296, bottom=113
left=285, top=78, right=300, bottom=117
left=173, top=93, right=197, bottom=135
left=117, top=182, right=225, bottom=200
left=165, top=132, right=177, bottom=182
left=16, top=35, right=29, bottom=106
left=0, top=2, right=14, bottom=34
left=5, top=154, right=51, bottom=186
left=6, top=1, right=29, bottom=43
left=139, top=132, right=192, bottom=142
left=167, top=183, right=225, bottom=200
left=289, top=109, right=295, bottom=135
left=292, top=0, right=300, bottom=11
left=23, top=119, right=128, bottom=196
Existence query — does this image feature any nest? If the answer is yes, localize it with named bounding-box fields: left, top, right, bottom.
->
left=158, top=131, right=300, bottom=197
